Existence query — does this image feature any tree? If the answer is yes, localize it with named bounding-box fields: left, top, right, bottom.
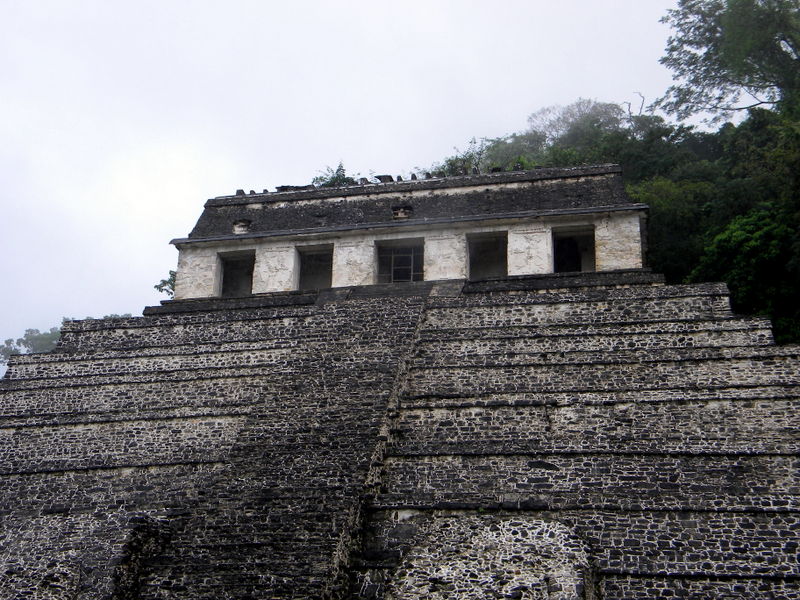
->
left=154, top=270, right=176, bottom=298
left=431, top=100, right=634, bottom=175
left=482, top=132, right=545, bottom=172
left=1, top=326, right=62, bottom=364
left=429, top=138, right=489, bottom=176
left=526, top=99, right=625, bottom=146
left=655, top=0, right=800, bottom=120
left=440, top=100, right=704, bottom=181
left=628, top=177, right=716, bottom=283
left=312, top=162, right=358, bottom=187
left=537, top=99, right=626, bottom=148
left=1, top=314, right=134, bottom=366
left=689, top=204, right=800, bottom=342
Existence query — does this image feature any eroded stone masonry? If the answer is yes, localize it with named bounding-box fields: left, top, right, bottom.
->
left=1, top=166, right=798, bottom=599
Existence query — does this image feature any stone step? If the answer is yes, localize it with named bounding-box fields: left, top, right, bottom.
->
left=142, top=291, right=319, bottom=316
left=0, top=378, right=262, bottom=423
left=563, top=510, right=800, bottom=578
left=429, top=281, right=724, bottom=308
left=4, top=343, right=401, bottom=381
left=459, top=269, right=666, bottom=293
left=398, top=384, right=800, bottom=409
left=409, top=344, right=799, bottom=369
left=0, top=462, right=225, bottom=514
left=377, top=453, right=800, bottom=512
left=55, top=315, right=392, bottom=355
left=363, top=508, right=800, bottom=579
left=599, top=574, right=800, bottom=599
left=0, top=405, right=252, bottom=429
left=12, top=340, right=789, bottom=383
left=422, top=290, right=733, bottom=329
left=416, top=316, right=774, bottom=342
left=57, top=305, right=318, bottom=350
left=12, top=337, right=305, bottom=365
left=404, top=351, right=800, bottom=397
left=414, top=320, right=774, bottom=356
left=147, top=537, right=339, bottom=563
left=388, top=398, right=800, bottom=455
left=138, top=571, right=324, bottom=600
left=57, top=295, right=424, bottom=351
left=0, top=416, right=243, bottom=475
left=1, top=360, right=398, bottom=391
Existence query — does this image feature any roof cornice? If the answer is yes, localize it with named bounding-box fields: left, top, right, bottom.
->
left=204, top=164, right=623, bottom=208
left=171, top=202, right=647, bottom=247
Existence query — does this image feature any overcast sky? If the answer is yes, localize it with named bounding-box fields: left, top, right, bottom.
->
left=1, top=0, right=680, bottom=349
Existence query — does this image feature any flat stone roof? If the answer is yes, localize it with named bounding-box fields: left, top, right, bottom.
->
left=176, top=164, right=644, bottom=245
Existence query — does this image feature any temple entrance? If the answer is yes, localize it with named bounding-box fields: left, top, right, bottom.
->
left=219, top=251, right=255, bottom=297
left=468, top=232, right=508, bottom=280
left=298, top=245, right=333, bottom=290
left=377, top=240, right=425, bottom=284
left=553, top=228, right=595, bottom=273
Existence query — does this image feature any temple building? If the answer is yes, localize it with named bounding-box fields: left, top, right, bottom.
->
left=171, top=164, right=645, bottom=298
left=1, top=164, right=798, bottom=600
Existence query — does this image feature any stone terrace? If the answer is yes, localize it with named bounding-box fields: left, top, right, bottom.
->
left=350, top=272, right=800, bottom=600
left=1, top=270, right=798, bottom=599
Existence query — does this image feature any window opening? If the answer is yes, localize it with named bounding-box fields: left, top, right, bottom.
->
left=232, top=219, right=251, bottom=234
left=220, top=252, right=255, bottom=297
left=392, top=205, right=413, bottom=220
left=468, top=232, right=508, bottom=280
left=298, top=246, right=333, bottom=291
left=553, top=228, right=595, bottom=273
left=377, top=241, right=424, bottom=284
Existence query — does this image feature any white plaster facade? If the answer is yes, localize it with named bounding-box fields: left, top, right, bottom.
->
left=173, top=210, right=645, bottom=300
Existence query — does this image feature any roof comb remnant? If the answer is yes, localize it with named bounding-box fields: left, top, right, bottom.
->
left=276, top=184, right=316, bottom=193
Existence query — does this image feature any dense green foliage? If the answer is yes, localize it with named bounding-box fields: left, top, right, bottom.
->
left=312, top=162, right=359, bottom=187
left=1, top=326, right=62, bottom=363
left=155, top=270, right=177, bottom=298
left=427, top=99, right=800, bottom=341
left=422, top=1, right=800, bottom=343
left=654, top=0, right=800, bottom=120
left=1, top=314, right=133, bottom=365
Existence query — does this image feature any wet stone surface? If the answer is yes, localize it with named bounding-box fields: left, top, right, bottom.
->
left=0, top=274, right=798, bottom=599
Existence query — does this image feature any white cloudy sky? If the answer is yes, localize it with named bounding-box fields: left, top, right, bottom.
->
left=1, top=0, right=680, bottom=347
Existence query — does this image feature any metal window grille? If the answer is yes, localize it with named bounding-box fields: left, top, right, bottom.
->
left=377, top=244, right=424, bottom=283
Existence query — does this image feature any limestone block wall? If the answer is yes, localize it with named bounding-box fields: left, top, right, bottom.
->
left=2, top=270, right=799, bottom=599
left=380, top=515, right=592, bottom=600
left=348, top=274, right=800, bottom=600
left=508, top=222, right=551, bottom=276
left=332, top=238, right=375, bottom=287
left=0, top=290, right=429, bottom=600
left=173, top=210, right=645, bottom=300
left=594, top=212, right=643, bottom=270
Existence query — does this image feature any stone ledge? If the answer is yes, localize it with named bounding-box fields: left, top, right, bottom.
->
left=399, top=385, right=800, bottom=408
left=417, top=316, right=773, bottom=338
left=409, top=344, right=800, bottom=368
left=1, top=458, right=227, bottom=477
left=144, top=292, right=317, bottom=315
left=0, top=406, right=253, bottom=428
left=463, top=269, right=663, bottom=292
left=208, top=165, right=625, bottom=206
left=9, top=322, right=775, bottom=369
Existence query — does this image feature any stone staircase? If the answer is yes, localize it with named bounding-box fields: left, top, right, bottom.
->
left=1, top=272, right=798, bottom=599
left=353, top=273, right=800, bottom=599
left=0, top=292, right=426, bottom=600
